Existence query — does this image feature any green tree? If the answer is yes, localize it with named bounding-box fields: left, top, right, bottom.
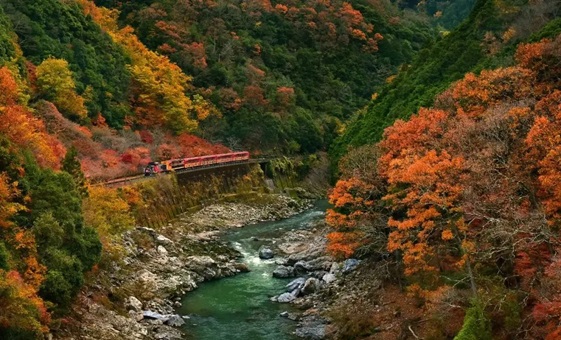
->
left=62, top=146, right=87, bottom=197
left=0, top=242, right=9, bottom=270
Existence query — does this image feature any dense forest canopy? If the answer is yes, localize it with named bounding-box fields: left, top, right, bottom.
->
left=92, top=0, right=440, bottom=153
left=327, top=19, right=561, bottom=340
left=331, top=0, right=561, bottom=163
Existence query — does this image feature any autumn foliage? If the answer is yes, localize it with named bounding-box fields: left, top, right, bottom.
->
left=330, top=34, right=561, bottom=337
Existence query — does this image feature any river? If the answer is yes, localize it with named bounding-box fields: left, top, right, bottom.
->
left=177, top=201, right=328, bottom=340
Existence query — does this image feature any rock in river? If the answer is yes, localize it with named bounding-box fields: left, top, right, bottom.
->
left=286, top=277, right=306, bottom=292
left=166, top=314, right=186, bottom=327
left=277, top=292, right=297, bottom=303
left=142, top=311, right=170, bottom=322
left=273, top=265, right=294, bottom=278
left=259, top=246, right=274, bottom=259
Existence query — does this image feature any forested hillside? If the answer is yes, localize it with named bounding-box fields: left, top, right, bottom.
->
left=0, top=0, right=240, bottom=336
left=332, top=0, right=561, bottom=162
left=93, top=0, right=437, bottom=153
left=327, top=0, right=561, bottom=336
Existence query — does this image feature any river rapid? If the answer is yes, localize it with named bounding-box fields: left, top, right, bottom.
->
left=177, top=201, right=328, bottom=340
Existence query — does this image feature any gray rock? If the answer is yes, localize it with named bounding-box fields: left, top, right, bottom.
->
left=311, top=270, right=327, bottom=279
left=125, top=296, right=143, bottom=312
left=165, top=314, right=185, bottom=327
left=142, top=311, right=170, bottom=322
left=294, top=261, right=312, bottom=275
left=302, top=277, right=321, bottom=295
left=277, top=292, right=296, bottom=303
left=342, top=259, right=360, bottom=273
left=186, top=255, right=217, bottom=275
left=273, top=265, right=294, bottom=278
left=275, top=257, right=289, bottom=266
left=286, top=277, right=306, bottom=292
left=157, top=245, right=168, bottom=255
left=322, top=273, right=336, bottom=284
left=306, top=256, right=332, bottom=271
left=156, top=234, right=173, bottom=245
left=259, top=247, right=274, bottom=259
left=329, top=262, right=340, bottom=275
left=288, top=313, right=300, bottom=321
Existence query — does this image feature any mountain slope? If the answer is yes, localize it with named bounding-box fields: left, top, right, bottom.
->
left=331, top=0, right=561, bottom=163
left=94, top=0, right=437, bottom=153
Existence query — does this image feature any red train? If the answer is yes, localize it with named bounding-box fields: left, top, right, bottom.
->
left=144, top=151, right=250, bottom=176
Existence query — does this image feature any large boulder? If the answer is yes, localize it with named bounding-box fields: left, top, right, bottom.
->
left=273, top=265, right=294, bottom=278
left=259, top=247, right=274, bottom=259
left=286, top=277, right=306, bottom=292
left=294, top=261, right=313, bottom=275
left=142, top=311, right=170, bottom=322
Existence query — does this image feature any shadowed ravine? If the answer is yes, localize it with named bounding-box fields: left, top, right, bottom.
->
left=177, top=201, right=328, bottom=340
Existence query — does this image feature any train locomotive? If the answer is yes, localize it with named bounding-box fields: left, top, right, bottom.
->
left=144, top=151, right=250, bottom=176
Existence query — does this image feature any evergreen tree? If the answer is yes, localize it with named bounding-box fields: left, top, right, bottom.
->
left=62, top=146, right=87, bottom=198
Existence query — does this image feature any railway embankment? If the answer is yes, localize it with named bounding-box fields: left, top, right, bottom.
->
left=55, top=193, right=314, bottom=339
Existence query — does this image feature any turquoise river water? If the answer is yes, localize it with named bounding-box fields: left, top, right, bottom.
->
left=177, top=201, right=328, bottom=340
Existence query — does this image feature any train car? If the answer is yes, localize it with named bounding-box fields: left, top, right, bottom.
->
left=184, top=157, right=202, bottom=169
left=170, top=159, right=185, bottom=170
left=144, top=151, right=251, bottom=175
left=144, top=162, right=161, bottom=176
left=144, top=160, right=174, bottom=176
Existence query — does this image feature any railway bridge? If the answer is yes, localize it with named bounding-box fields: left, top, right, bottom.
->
left=102, top=158, right=271, bottom=188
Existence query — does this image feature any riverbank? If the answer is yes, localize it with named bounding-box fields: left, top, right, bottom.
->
left=54, top=193, right=313, bottom=340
